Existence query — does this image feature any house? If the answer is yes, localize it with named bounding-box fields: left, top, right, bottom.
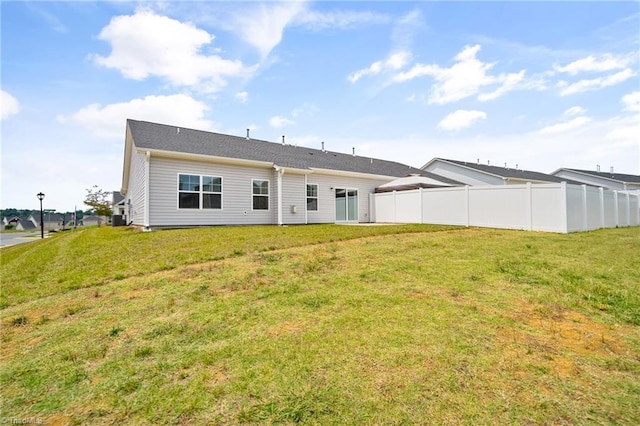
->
left=112, top=191, right=126, bottom=216
left=2, top=216, right=24, bottom=227
left=29, top=213, right=65, bottom=230
left=422, top=158, right=582, bottom=186
left=120, top=119, right=452, bottom=228
left=551, top=168, right=640, bottom=191
left=3, top=216, right=38, bottom=230
left=16, top=219, right=37, bottom=231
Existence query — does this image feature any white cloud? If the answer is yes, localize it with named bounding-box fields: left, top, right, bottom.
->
left=348, top=51, right=411, bottom=83
left=91, top=9, right=250, bottom=92
left=393, top=45, right=524, bottom=104
left=437, top=110, right=487, bottom=131
left=559, top=68, right=636, bottom=96
left=294, top=9, right=390, bottom=30
left=554, top=53, right=633, bottom=75
left=391, top=8, right=424, bottom=50
left=537, top=116, right=592, bottom=134
left=564, top=106, right=587, bottom=116
left=235, top=91, right=249, bottom=104
left=1, top=90, right=20, bottom=120
left=478, top=70, right=526, bottom=101
left=269, top=115, right=295, bottom=128
left=268, top=103, right=317, bottom=129
left=230, top=1, right=307, bottom=58
left=58, top=94, right=213, bottom=138
left=621, top=91, right=640, bottom=113
left=291, top=103, right=318, bottom=118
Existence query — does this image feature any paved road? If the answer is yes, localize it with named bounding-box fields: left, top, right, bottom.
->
left=0, top=232, right=43, bottom=248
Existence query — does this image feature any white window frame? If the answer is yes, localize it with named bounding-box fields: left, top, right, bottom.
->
left=251, top=179, right=270, bottom=211
left=306, top=183, right=319, bottom=212
left=177, top=173, right=223, bottom=210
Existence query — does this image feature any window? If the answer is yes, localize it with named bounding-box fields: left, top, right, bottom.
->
left=178, top=174, right=222, bottom=209
left=202, top=176, right=222, bottom=209
left=252, top=179, right=269, bottom=210
left=178, top=174, right=200, bottom=209
left=307, top=184, right=318, bottom=211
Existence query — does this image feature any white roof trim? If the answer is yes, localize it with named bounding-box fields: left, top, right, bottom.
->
left=309, top=167, right=397, bottom=180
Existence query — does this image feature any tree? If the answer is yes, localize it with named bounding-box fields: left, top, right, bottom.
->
left=84, top=185, right=112, bottom=225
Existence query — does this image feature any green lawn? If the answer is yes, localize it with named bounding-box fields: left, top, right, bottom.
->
left=1, top=225, right=639, bottom=424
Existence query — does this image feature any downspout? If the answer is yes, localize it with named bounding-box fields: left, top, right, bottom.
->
left=275, top=166, right=284, bottom=226
left=144, top=151, right=151, bottom=230
left=304, top=174, right=308, bottom=224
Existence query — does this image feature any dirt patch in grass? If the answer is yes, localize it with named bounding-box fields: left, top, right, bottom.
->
left=506, top=301, right=628, bottom=357
left=267, top=321, right=305, bottom=337
left=496, top=300, right=633, bottom=384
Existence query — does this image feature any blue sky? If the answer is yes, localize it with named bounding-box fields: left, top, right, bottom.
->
left=2, top=1, right=639, bottom=211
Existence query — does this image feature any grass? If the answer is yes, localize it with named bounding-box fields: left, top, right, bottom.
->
left=1, top=225, right=639, bottom=424
left=0, top=224, right=453, bottom=308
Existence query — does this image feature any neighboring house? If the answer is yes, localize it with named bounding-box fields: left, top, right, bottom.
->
left=121, top=119, right=453, bottom=228
left=16, top=219, right=37, bottom=231
left=551, top=168, right=640, bottom=191
left=3, top=216, right=37, bottom=230
left=29, top=213, right=65, bottom=230
left=422, top=158, right=582, bottom=186
left=112, top=191, right=126, bottom=216
left=2, top=216, right=24, bottom=227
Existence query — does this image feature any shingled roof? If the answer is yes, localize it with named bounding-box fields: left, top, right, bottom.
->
left=555, top=168, right=640, bottom=184
left=433, top=158, right=584, bottom=184
left=127, top=119, right=447, bottom=179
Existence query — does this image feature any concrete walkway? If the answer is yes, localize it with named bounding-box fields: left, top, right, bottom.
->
left=0, top=232, right=45, bottom=248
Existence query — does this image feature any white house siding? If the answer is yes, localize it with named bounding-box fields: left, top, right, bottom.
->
left=307, top=173, right=391, bottom=223
left=280, top=173, right=306, bottom=225
left=148, top=157, right=277, bottom=226
left=424, top=160, right=504, bottom=186
left=127, top=147, right=148, bottom=226
left=140, top=154, right=397, bottom=227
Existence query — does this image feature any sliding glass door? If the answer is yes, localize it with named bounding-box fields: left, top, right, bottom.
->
left=335, top=188, right=358, bottom=222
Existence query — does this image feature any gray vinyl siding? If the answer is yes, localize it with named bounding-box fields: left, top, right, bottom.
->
left=149, top=157, right=276, bottom=226
left=280, top=173, right=306, bottom=224
left=305, top=173, right=390, bottom=223
left=127, top=147, right=147, bottom=225
left=424, top=161, right=504, bottom=186
left=554, top=171, right=627, bottom=190
left=146, top=156, right=394, bottom=226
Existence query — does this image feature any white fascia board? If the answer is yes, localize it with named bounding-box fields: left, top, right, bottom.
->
left=309, top=167, right=396, bottom=181
left=273, top=165, right=312, bottom=175
left=420, top=157, right=442, bottom=170
left=121, top=125, right=134, bottom=195
left=139, top=148, right=275, bottom=169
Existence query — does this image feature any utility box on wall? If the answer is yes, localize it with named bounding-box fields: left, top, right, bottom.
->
left=291, top=205, right=297, bottom=214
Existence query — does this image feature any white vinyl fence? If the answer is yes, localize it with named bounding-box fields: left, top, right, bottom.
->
left=373, top=182, right=639, bottom=233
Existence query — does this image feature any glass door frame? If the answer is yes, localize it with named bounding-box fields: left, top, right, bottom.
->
left=335, top=187, right=359, bottom=223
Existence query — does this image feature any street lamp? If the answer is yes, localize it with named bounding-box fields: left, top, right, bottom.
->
left=37, top=192, right=45, bottom=239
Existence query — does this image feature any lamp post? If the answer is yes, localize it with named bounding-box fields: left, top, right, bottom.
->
left=37, top=192, right=45, bottom=239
